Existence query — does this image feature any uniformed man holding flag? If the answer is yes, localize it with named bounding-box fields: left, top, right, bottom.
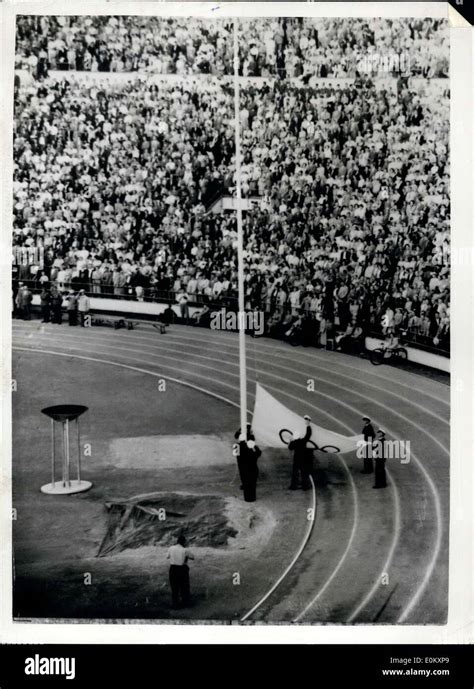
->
left=236, top=434, right=261, bottom=503
left=361, top=416, right=376, bottom=474
left=373, top=429, right=388, bottom=489
left=288, top=415, right=313, bottom=491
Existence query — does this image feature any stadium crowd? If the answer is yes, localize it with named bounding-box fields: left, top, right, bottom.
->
left=12, top=18, right=450, bottom=354
left=15, top=16, right=449, bottom=79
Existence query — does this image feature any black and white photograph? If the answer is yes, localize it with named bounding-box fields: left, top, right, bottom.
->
left=1, top=1, right=469, bottom=636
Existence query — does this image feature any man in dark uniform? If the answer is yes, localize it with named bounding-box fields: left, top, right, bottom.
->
left=20, top=286, right=33, bottom=320
left=236, top=436, right=261, bottom=502
left=13, top=281, right=23, bottom=318
left=288, top=415, right=313, bottom=490
left=234, top=424, right=256, bottom=490
left=373, top=429, right=388, bottom=489
left=50, top=286, right=63, bottom=324
left=361, top=416, right=376, bottom=474
left=67, top=291, right=78, bottom=326
left=40, top=287, right=51, bottom=323
left=234, top=423, right=255, bottom=442
left=14, top=282, right=25, bottom=319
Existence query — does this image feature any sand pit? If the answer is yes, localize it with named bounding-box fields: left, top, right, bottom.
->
left=105, top=434, right=234, bottom=470
left=97, top=492, right=276, bottom=557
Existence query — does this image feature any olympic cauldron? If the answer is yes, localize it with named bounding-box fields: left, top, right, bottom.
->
left=40, top=404, right=92, bottom=495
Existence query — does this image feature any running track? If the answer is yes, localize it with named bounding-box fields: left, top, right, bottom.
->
left=12, top=320, right=450, bottom=625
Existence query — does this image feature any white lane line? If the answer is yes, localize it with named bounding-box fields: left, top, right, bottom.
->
left=10, top=338, right=425, bottom=601
left=14, top=335, right=358, bottom=442
left=346, top=467, right=402, bottom=623
left=55, top=327, right=450, bottom=426
left=11, top=346, right=337, bottom=623
left=134, top=326, right=450, bottom=411
left=293, top=459, right=359, bottom=623
left=13, top=331, right=359, bottom=433
left=253, top=367, right=449, bottom=458
left=252, top=381, right=443, bottom=624
left=241, top=384, right=384, bottom=624
left=241, top=390, right=368, bottom=621
left=183, top=334, right=449, bottom=426
left=240, top=476, right=317, bottom=622
left=13, top=321, right=450, bottom=406
left=270, top=373, right=402, bottom=624
left=156, top=323, right=450, bottom=404
left=13, top=327, right=450, bottom=434
left=13, top=346, right=240, bottom=411
left=396, top=458, right=443, bottom=623
left=16, top=333, right=446, bottom=481
left=15, top=338, right=442, bottom=623
left=13, top=335, right=241, bottom=392
left=99, top=331, right=446, bottom=622
left=251, top=339, right=449, bottom=403
left=16, top=344, right=378, bottom=625
left=273, top=388, right=443, bottom=624
left=138, top=328, right=451, bottom=405
left=134, top=330, right=450, bottom=459
left=15, top=341, right=417, bottom=625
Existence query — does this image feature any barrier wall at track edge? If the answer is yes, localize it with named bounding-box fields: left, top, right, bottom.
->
left=27, top=293, right=450, bottom=374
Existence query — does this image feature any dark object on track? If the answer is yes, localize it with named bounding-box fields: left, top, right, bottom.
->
left=152, top=322, right=167, bottom=334
left=370, top=346, right=408, bottom=366
left=91, top=315, right=137, bottom=330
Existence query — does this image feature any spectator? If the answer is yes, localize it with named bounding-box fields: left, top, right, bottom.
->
left=40, top=286, right=51, bottom=323
left=77, top=289, right=90, bottom=326
left=14, top=17, right=449, bottom=79
left=67, top=291, right=78, bottom=326
left=166, top=534, right=194, bottom=609
left=176, top=290, right=190, bottom=323
left=17, top=284, right=33, bottom=320
left=50, top=285, right=63, bottom=324
left=12, top=17, right=449, bottom=357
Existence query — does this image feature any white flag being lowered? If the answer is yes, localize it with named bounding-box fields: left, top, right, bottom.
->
left=252, top=384, right=362, bottom=453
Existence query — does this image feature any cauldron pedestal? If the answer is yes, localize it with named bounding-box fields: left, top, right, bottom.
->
left=40, top=405, right=92, bottom=495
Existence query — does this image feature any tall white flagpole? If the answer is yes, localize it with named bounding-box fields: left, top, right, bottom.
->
left=233, top=19, right=247, bottom=436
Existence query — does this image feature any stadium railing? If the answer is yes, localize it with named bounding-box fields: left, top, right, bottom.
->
left=12, top=277, right=449, bottom=361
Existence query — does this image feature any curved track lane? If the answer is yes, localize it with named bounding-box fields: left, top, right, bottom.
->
left=12, top=321, right=449, bottom=624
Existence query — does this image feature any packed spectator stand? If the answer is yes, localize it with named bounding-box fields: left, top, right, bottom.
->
left=15, top=16, right=449, bottom=78
left=12, top=17, right=450, bottom=356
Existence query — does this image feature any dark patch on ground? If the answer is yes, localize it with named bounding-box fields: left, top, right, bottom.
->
left=97, top=493, right=236, bottom=556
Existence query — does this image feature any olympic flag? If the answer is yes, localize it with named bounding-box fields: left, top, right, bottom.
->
left=252, top=384, right=363, bottom=453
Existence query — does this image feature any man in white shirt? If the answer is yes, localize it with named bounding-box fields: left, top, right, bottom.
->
left=212, top=278, right=223, bottom=299
left=186, top=277, right=197, bottom=296
left=166, top=535, right=194, bottom=609
left=77, top=289, right=90, bottom=327
left=176, top=290, right=190, bottom=323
